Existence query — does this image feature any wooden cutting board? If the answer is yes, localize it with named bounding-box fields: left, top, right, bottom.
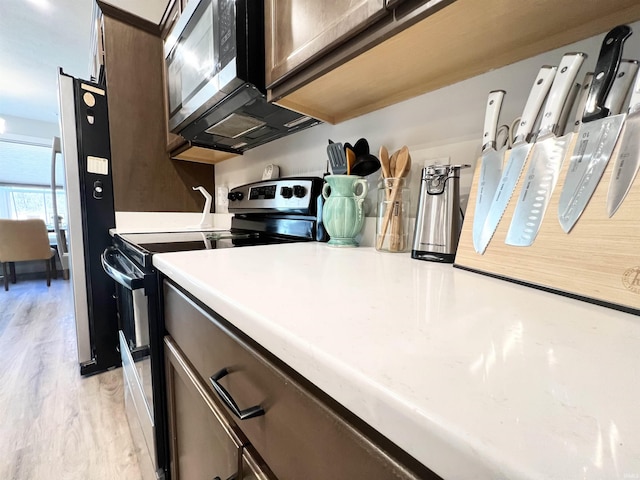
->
left=455, top=131, right=640, bottom=314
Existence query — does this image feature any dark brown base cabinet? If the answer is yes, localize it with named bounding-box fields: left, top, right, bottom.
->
left=163, top=280, right=440, bottom=480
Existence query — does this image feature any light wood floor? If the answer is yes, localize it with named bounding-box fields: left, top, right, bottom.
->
left=0, top=277, right=142, bottom=480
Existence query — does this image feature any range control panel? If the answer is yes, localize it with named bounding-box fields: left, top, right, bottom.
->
left=227, top=177, right=323, bottom=214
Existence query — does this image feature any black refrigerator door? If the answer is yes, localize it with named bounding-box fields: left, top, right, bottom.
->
left=59, top=69, right=120, bottom=376
left=74, top=78, right=120, bottom=375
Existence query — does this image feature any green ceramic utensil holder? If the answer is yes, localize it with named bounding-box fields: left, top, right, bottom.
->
left=322, top=175, right=369, bottom=247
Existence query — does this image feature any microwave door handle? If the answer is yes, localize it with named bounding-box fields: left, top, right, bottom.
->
left=101, top=247, right=145, bottom=291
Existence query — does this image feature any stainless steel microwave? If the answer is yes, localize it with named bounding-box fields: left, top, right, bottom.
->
left=164, top=0, right=321, bottom=154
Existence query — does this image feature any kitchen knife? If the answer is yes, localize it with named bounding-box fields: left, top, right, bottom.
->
left=472, top=89, right=505, bottom=252
left=607, top=67, right=640, bottom=217
left=558, top=25, right=633, bottom=233
left=571, top=72, right=594, bottom=132
left=604, top=59, right=639, bottom=115
left=474, top=65, right=556, bottom=254
left=506, top=59, right=633, bottom=245
left=556, top=81, right=580, bottom=136
left=505, top=53, right=587, bottom=247
left=558, top=64, right=635, bottom=209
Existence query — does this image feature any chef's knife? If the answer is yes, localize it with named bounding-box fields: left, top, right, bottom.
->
left=475, top=65, right=556, bottom=254
left=558, top=25, right=633, bottom=233
left=559, top=64, right=635, bottom=210
left=607, top=68, right=640, bottom=217
left=472, top=90, right=505, bottom=252
left=505, top=53, right=587, bottom=247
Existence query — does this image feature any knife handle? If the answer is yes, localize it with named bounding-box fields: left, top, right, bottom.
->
left=572, top=72, right=594, bottom=131
left=538, top=52, right=587, bottom=136
left=482, top=90, right=505, bottom=151
left=558, top=82, right=580, bottom=135
left=513, top=65, right=556, bottom=142
left=604, top=59, right=638, bottom=114
left=628, top=66, right=640, bottom=114
left=582, top=24, right=632, bottom=122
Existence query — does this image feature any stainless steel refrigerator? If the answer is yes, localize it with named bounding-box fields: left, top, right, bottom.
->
left=55, top=68, right=120, bottom=375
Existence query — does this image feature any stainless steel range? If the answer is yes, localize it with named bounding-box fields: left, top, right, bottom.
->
left=101, top=176, right=326, bottom=480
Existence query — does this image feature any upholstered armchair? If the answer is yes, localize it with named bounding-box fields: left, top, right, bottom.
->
left=0, top=219, right=56, bottom=291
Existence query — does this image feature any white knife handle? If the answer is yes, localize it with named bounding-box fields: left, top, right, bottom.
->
left=572, top=72, right=594, bottom=131
left=482, top=90, right=505, bottom=151
left=514, top=65, right=556, bottom=142
left=538, top=53, right=587, bottom=136
left=604, top=59, right=639, bottom=114
left=628, top=67, right=640, bottom=114
left=558, top=82, right=580, bottom=135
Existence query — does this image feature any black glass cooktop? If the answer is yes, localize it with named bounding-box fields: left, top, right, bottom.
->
left=118, top=229, right=303, bottom=256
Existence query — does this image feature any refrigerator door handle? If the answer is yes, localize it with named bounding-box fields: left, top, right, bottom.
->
left=50, top=136, right=70, bottom=272
left=101, top=247, right=145, bottom=291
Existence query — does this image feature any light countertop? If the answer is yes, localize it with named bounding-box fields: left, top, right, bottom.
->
left=153, top=242, right=640, bottom=480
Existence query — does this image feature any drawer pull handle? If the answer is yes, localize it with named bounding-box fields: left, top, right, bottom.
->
left=209, top=368, right=265, bottom=420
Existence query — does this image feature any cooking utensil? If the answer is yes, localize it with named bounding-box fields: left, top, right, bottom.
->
left=376, top=146, right=410, bottom=250
left=379, top=145, right=391, bottom=180
left=472, top=89, right=505, bottom=252
left=505, top=52, right=587, bottom=246
left=558, top=25, right=632, bottom=233
left=389, top=152, right=411, bottom=251
left=389, top=150, right=399, bottom=177
left=607, top=67, right=640, bottom=217
left=604, top=59, right=639, bottom=114
left=354, top=138, right=370, bottom=157
left=475, top=65, right=556, bottom=254
left=346, top=147, right=356, bottom=175
left=327, top=141, right=347, bottom=174
left=351, top=153, right=381, bottom=176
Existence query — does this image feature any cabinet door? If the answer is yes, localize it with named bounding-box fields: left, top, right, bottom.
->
left=165, top=336, right=244, bottom=480
left=164, top=280, right=439, bottom=480
left=240, top=446, right=277, bottom=480
left=265, top=0, right=387, bottom=88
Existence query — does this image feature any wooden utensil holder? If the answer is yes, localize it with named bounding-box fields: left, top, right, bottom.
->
left=455, top=134, right=640, bottom=314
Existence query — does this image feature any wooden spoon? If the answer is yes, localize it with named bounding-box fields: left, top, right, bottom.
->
left=377, top=146, right=410, bottom=250
left=379, top=145, right=391, bottom=179
left=390, top=152, right=412, bottom=250
left=389, top=150, right=399, bottom=178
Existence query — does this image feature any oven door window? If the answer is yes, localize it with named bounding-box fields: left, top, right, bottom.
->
left=167, top=0, right=218, bottom=119
left=116, top=282, right=150, bottom=357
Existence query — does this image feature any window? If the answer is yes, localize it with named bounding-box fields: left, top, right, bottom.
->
left=0, top=139, right=67, bottom=228
left=0, top=185, right=68, bottom=228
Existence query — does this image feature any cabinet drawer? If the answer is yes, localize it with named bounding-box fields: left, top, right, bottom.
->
left=164, top=280, right=437, bottom=480
left=165, top=336, right=244, bottom=480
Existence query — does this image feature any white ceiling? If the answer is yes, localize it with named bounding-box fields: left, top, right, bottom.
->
left=0, top=0, right=94, bottom=126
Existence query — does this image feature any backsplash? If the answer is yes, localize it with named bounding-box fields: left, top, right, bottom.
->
left=214, top=21, right=640, bottom=217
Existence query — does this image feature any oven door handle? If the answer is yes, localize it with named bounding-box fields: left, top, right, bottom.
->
left=101, top=247, right=145, bottom=291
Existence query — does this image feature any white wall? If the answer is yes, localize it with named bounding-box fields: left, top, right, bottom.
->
left=214, top=21, right=640, bottom=217
left=0, top=114, right=59, bottom=145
